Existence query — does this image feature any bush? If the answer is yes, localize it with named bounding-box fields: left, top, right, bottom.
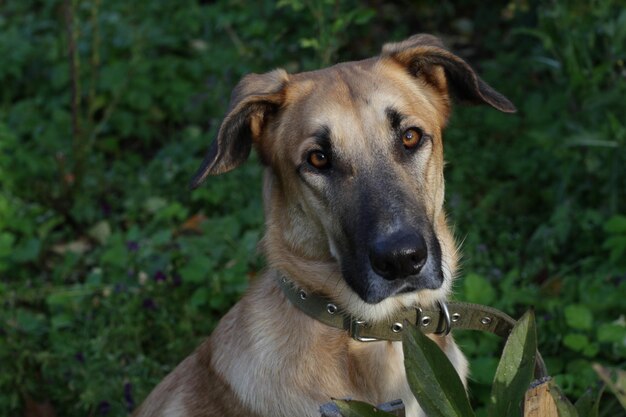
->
left=1, top=0, right=624, bottom=416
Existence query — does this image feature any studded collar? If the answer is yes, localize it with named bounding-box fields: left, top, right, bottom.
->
left=276, top=273, right=517, bottom=342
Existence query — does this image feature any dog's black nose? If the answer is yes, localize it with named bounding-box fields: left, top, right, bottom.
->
left=369, top=232, right=428, bottom=280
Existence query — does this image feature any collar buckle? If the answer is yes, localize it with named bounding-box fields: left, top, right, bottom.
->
left=434, top=300, right=452, bottom=336
left=349, top=319, right=380, bottom=342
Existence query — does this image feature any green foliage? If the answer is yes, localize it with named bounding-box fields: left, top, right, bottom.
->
left=403, top=321, right=475, bottom=417
left=488, top=311, right=537, bottom=417
left=344, top=312, right=576, bottom=417
left=604, top=215, right=626, bottom=267
left=448, top=1, right=626, bottom=403
left=1, top=0, right=625, bottom=416
left=330, top=399, right=396, bottom=417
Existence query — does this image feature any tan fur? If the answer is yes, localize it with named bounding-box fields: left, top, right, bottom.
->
left=135, top=34, right=515, bottom=417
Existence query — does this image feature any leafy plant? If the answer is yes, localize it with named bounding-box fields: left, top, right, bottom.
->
left=334, top=312, right=624, bottom=417
left=1, top=0, right=624, bottom=415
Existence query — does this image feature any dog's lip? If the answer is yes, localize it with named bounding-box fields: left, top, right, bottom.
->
left=359, top=281, right=416, bottom=304
left=397, top=284, right=417, bottom=294
left=354, top=269, right=444, bottom=304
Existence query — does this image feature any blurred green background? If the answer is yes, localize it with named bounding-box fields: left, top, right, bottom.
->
left=1, top=0, right=625, bottom=416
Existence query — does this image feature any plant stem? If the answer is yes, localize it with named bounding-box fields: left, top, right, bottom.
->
left=65, top=0, right=84, bottom=191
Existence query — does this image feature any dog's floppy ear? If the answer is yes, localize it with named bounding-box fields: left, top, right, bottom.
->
left=190, top=69, right=288, bottom=188
left=381, top=34, right=516, bottom=114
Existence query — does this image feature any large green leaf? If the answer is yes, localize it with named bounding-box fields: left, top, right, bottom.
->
left=488, top=310, right=537, bottom=417
left=330, top=399, right=397, bottom=417
left=403, top=322, right=475, bottom=417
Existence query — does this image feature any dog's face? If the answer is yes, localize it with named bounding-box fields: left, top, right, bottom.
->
left=192, top=35, right=514, bottom=316
left=268, top=63, right=451, bottom=305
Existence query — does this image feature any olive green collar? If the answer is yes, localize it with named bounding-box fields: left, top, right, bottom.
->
left=277, top=273, right=517, bottom=342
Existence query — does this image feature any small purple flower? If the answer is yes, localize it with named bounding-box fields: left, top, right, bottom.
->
left=153, top=271, right=166, bottom=282
left=142, top=298, right=157, bottom=310
left=101, top=201, right=112, bottom=217
left=124, top=382, right=134, bottom=411
left=126, top=241, right=140, bottom=252
left=98, top=400, right=111, bottom=415
left=172, top=274, right=182, bottom=287
left=114, top=283, right=127, bottom=293
left=490, top=268, right=503, bottom=279
left=75, top=352, right=85, bottom=363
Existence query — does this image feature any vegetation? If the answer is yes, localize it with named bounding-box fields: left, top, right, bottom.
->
left=1, top=0, right=624, bottom=416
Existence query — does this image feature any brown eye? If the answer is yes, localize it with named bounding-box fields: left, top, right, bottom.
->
left=308, top=150, right=330, bottom=169
left=402, top=128, right=422, bottom=149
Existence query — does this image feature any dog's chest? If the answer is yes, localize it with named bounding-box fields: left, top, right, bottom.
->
left=211, top=301, right=421, bottom=417
left=345, top=341, right=421, bottom=416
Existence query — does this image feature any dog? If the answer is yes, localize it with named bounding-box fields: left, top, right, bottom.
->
left=134, top=34, right=515, bottom=417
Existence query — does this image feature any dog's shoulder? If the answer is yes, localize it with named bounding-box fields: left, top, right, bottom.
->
left=134, top=340, right=262, bottom=417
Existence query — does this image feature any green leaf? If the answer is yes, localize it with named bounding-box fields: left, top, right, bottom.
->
left=547, top=380, right=579, bottom=417
left=51, top=313, right=74, bottom=330
left=0, top=231, right=15, bottom=271
left=581, top=343, right=599, bottom=358
left=179, top=256, right=214, bottom=283
left=189, top=288, right=210, bottom=308
left=604, top=215, right=626, bottom=234
left=0, top=231, right=15, bottom=257
left=151, top=229, right=173, bottom=246
left=597, top=323, right=626, bottom=343
left=563, top=334, right=589, bottom=352
left=15, top=308, right=46, bottom=335
left=331, top=399, right=396, bottom=417
left=564, top=305, right=593, bottom=330
left=574, top=383, right=604, bottom=417
left=403, top=322, right=475, bottom=417
left=488, top=310, right=537, bottom=417
left=101, top=238, right=129, bottom=268
left=13, top=237, right=41, bottom=262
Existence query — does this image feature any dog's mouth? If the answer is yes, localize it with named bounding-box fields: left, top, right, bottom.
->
left=340, top=230, right=445, bottom=304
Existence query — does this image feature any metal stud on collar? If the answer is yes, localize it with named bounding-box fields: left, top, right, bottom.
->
left=326, top=303, right=337, bottom=315
left=391, top=322, right=404, bottom=333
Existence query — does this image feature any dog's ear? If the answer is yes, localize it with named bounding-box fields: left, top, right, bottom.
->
left=190, top=69, right=288, bottom=188
left=381, top=34, right=516, bottom=114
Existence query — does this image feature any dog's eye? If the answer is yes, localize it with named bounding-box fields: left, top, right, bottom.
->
left=307, top=150, right=330, bottom=169
left=402, top=128, right=422, bottom=150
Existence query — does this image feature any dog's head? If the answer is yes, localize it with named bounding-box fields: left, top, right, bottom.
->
left=192, top=34, right=514, bottom=319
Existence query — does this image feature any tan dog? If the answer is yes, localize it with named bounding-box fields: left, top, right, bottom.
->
left=134, top=34, right=515, bottom=417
